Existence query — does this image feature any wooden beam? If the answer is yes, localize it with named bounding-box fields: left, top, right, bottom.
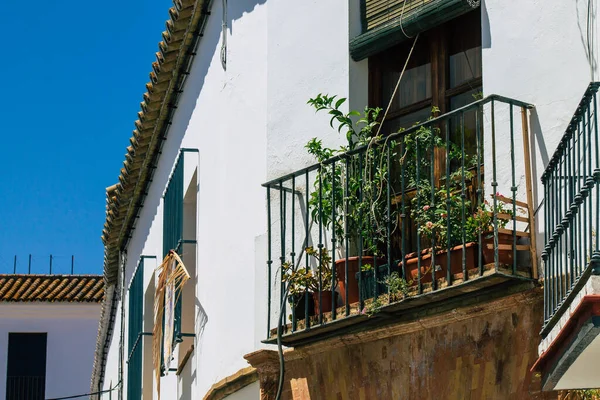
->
left=521, top=107, right=538, bottom=279
left=495, top=195, right=528, bottom=209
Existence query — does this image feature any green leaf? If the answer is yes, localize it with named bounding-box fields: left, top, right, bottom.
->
left=335, top=97, right=347, bottom=109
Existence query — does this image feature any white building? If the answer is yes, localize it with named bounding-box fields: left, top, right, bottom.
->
left=0, top=274, right=103, bottom=400
left=92, top=0, right=600, bottom=398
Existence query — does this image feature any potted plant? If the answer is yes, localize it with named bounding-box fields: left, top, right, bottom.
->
left=355, top=262, right=399, bottom=301
left=282, top=261, right=315, bottom=320
left=398, top=117, right=479, bottom=284
left=466, top=193, right=525, bottom=266
left=305, top=246, right=338, bottom=315
left=402, top=177, right=478, bottom=284
left=306, top=94, right=397, bottom=305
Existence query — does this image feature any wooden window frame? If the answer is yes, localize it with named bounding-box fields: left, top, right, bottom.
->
left=368, top=12, right=482, bottom=119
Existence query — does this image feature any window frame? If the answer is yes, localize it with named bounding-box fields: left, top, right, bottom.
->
left=368, top=10, right=482, bottom=122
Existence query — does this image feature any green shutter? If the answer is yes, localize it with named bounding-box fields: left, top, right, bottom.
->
left=127, top=260, right=144, bottom=400
left=351, top=0, right=480, bottom=60
left=162, top=153, right=185, bottom=353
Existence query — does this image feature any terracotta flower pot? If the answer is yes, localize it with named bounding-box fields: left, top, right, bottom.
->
left=399, top=242, right=478, bottom=284
left=312, top=290, right=338, bottom=315
left=335, top=256, right=385, bottom=304
left=482, top=232, right=516, bottom=266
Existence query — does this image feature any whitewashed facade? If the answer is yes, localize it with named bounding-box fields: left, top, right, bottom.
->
left=93, top=0, right=600, bottom=398
left=0, top=275, right=103, bottom=400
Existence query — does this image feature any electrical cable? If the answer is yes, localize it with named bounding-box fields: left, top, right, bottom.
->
left=274, top=218, right=314, bottom=400
left=221, top=0, right=227, bottom=70
left=274, top=32, right=420, bottom=400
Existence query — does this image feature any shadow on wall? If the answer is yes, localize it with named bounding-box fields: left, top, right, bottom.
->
left=481, top=0, right=491, bottom=49
left=126, top=0, right=266, bottom=262
left=576, top=0, right=597, bottom=80
left=529, top=108, right=549, bottom=279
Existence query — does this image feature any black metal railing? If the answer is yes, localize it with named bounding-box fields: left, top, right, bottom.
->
left=541, top=82, right=600, bottom=332
left=6, top=375, right=45, bottom=400
left=264, top=94, right=537, bottom=340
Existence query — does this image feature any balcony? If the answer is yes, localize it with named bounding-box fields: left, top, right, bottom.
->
left=263, top=95, right=538, bottom=347
left=534, top=83, right=600, bottom=391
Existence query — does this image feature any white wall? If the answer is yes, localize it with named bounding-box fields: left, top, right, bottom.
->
left=0, top=303, right=100, bottom=399
left=100, top=0, right=366, bottom=398
left=482, top=0, right=600, bottom=269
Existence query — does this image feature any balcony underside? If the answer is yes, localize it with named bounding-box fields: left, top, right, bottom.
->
left=265, top=263, right=534, bottom=347
left=534, top=269, right=600, bottom=391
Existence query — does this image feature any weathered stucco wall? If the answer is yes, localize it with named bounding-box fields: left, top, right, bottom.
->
left=248, top=288, right=555, bottom=400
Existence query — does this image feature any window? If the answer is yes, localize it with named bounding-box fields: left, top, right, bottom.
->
left=369, top=10, right=482, bottom=134
left=369, top=10, right=482, bottom=255
left=127, top=260, right=144, bottom=400
left=6, top=333, right=47, bottom=400
left=162, top=148, right=197, bottom=374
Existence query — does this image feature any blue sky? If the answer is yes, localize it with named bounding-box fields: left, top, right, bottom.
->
left=0, top=0, right=171, bottom=275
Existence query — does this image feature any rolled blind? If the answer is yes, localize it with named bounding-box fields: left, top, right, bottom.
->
left=351, top=0, right=480, bottom=60
left=364, top=0, right=435, bottom=32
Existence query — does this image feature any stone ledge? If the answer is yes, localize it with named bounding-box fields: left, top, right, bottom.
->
left=202, top=366, right=258, bottom=400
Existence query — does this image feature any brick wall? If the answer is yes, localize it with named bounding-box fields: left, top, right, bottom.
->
left=247, top=288, right=556, bottom=400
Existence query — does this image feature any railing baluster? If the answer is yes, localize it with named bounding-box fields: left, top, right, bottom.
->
left=331, top=162, right=337, bottom=320
left=291, top=176, right=296, bottom=332
left=318, top=167, right=324, bottom=325
left=510, top=104, right=517, bottom=275
left=543, top=177, right=549, bottom=322
left=345, top=156, right=350, bottom=316
left=305, top=171, right=310, bottom=329
left=401, top=141, right=407, bottom=283
left=387, top=146, right=392, bottom=300
left=416, top=127, right=422, bottom=294
left=491, top=100, right=499, bottom=271
left=373, top=149, right=379, bottom=299
left=475, top=110, right=483, bottom=277
left=554, top=165, right=560, bottom=313
left=266, top=186, right=272, bottom=339
left=460, top=111, right=467, bottom=281
left=562, top=153, right=568, bottom=293
left=595, top=91, right=600, bottom=263
left=558, top=155, right=563, bottom=306
left=446, top=118, right=452, bottom=284
left=279, top=181, right=286, bottom=332
left=568, top=129, right=575, bottom=289
left=358, top=153, right=364, bottom=311
left=583, top=114, right=588, bottom=283
left=431, top=118, right=437, bottom=289
left=577, top=121, right=582, bottom=279
left=588, top=100, right=594, bottom=264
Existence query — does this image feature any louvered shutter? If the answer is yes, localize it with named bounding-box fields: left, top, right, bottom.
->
left=351, top=0, right=480, bottom=60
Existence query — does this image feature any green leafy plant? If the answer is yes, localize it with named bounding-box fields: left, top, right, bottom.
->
left=306, top=94, right=398, bottom=258
left=282, top=246, right=336, bottom=297
left=360, top=263, right=374, bottom=272
left=305, top=246, right=334, bottom=291
left=282, top=262, right=316, bottom=297
left=383, top=272, right=411, bottom=302
left=465, top=193, right=525, bottom=241
left=361, top=272, right=411, bottom=316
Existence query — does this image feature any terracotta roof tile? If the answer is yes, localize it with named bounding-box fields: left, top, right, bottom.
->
left=0, top=275, right=104, bottom=303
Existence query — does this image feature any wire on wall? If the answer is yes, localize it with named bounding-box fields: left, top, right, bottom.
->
left=221, top=0, right=227, bottom=70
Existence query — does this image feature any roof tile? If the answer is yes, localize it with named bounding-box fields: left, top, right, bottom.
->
left=0, top=275, right=104, bottom=303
